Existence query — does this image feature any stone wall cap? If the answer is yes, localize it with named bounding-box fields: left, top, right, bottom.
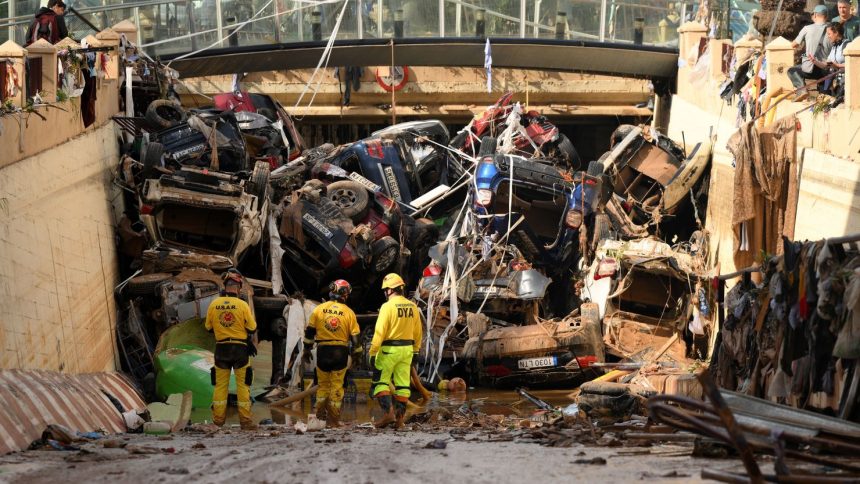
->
left=678, top=21, right=708, bottom=33
left=96, top=28, right=120, bottom=41
left=82, top=35, right=103, bottom=48
left=765, top=36, right=793, bottom=50
left=734, top=35, right=763, bottom=48
left=0, top=40, right=27, bottom=56
left=112, top=20, right=138, bottom=33
left=845, top=37, right=860, bottom=55
left=25, top=38, right=57, bottom=54
left=55, top=37, right=82, bottom=50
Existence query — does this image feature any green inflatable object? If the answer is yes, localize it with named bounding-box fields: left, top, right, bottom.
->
left=155, top=344, right=237, bottom=408
left=154, top=318, right=236, bottom=408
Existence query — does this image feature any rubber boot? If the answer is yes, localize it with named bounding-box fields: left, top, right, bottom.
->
left=374, top=395, right=396, bottom=429
left=325, top=401, right=341, bottom=428
left=314, top=398, right=329, bottom=420
left=239, top=417, right=259, bottom=431
left=394, top=400, right=407, bottom=430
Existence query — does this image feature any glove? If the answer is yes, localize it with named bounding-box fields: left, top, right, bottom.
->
left=246, top=336, right=258, bottom=357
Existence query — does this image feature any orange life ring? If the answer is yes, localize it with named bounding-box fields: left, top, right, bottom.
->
left=375, top=66, right=409, bottom=92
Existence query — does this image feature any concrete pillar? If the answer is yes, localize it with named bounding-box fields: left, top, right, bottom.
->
left=96, top=28, right=120, bottom=80
left=82, top=35, right=103, bottom=49
left=23, top=39, right=58, bottom=102
left=733, top=35, right=763, bottom=65
left=0, top=40, right=28, bottom=108
left=677, top=22, right=707, bottom=67
left=112, top=20, right=139, bottom=49
left=709, top=38, right=734, bottom=79
left=765, top=36, right=794, bottom=94
left=845, top=38, right=860, bottom=111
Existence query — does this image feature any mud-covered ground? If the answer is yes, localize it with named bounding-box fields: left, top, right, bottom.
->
left=0, top=422, right=768, bottom=484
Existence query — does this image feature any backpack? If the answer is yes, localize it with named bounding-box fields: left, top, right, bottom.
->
left=28, top=14, right=56, bottom=46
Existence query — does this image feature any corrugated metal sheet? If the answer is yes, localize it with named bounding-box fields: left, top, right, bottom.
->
left=0, top=370, right=146, bottom=454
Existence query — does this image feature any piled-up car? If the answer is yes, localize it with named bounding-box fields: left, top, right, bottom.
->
left=113, top=93, right=306, bottom=400
left=112, top=82, right=716, bottom=395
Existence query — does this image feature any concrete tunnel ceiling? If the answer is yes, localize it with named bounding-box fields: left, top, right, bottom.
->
left=164, top=39, right=679, bottom=80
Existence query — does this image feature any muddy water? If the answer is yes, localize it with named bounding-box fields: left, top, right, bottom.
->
left=190, top=387, right=576, bottom=426
left=191, top=342, right=576, bottom=426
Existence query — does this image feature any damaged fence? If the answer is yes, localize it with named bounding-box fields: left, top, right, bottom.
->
left=0, top=370, right=146, bottom=454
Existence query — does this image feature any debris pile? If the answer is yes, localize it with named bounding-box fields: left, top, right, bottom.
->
left=110, top=83, right=717, bottom=411
left=713, top=235, right=860, bottom=421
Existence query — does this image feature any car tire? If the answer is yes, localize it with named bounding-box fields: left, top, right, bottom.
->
left=610, top=124, right=637, bottom=148
left=145, top=99, right=187, bottom=129
left=591, top=213, right=611, bottom=249
left=587, top=160, right=604, bottom=177
left=253, top=295, right=289, bottom=312
left=246, top=160, right=271, bottom=202
left=478, top=136, right=497, bottom=157
left=450, top=130, right=468, bottom=151
left=554, top=134, right=581, bottom=170
left=371, top=236, right=400, bottom=273
left=141, top=141, right=165, bottom=171
left=126, top=272, right=172, bottom=296
left=326, top=180, right=370, bottom=223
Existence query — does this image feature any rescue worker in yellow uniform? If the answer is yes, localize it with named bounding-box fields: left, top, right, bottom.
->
left=302, top=279, right=362, bottom=427
left=204, top=269, right=257, bottom=430
left=370, top=273, right=422, bottom=429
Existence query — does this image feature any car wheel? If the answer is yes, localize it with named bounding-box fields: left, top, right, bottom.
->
left=126, top=272, right=172, bottom=296
left=554, top=134, right=581, bottom=170
left=371, top=236, right=399, bottom=273
left=246, top=160, right=271, bottom=203
left=145, top=99, right=187, bottom=129
left=478, top=136, right=497, bottom=157
left=610, top=124, right=636, bottom=148
left=253, top=295, right=289, bottom=312
left=450, top=130, right=468, bottom=151
left=270, top=317, right=288, bottom=338
left=141, top=141, right=165, bottom=171
left=326, top=180, right=370, bottom=223
left=591, top=213, right=611, bottom=253
left=586, top=160, right=604, bottom=177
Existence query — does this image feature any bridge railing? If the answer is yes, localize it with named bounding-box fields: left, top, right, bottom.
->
left=3, top=0, right=755, bottom=58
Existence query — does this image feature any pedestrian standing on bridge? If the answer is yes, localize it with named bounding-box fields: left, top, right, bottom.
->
left=25, top=0, right=68, bottom=46
left=370, top=273, right=422, bottom=429
left=302, top=279, right=362, bottom=428
left=205, top=269, right=258, bottom=430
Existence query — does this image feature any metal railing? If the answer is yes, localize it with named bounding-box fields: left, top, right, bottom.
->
left=1, top=0, right=757, bottom=57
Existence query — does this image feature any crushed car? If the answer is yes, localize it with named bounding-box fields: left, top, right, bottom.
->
left=137, top=162, right=270, bottom=266
left=597, top=125, right=712, bottom=241
left=276, top=178, right=438, bottom=311
left=307, top=119, right=467, bottom=218
left=578, top=236, right=713, bottom=363
left=450, top=91, right=580, bottom=169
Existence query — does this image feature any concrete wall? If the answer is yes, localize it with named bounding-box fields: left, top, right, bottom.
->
left=180, top=67, right=653, bottom=119
left=669, top=26, right=860, bottom=277
left=0, top=33, right=124, bottom=373
left=0, top=122, right=122, bottom=372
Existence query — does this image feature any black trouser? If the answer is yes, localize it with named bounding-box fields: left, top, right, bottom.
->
left=787, top=65, right=824, bottom=90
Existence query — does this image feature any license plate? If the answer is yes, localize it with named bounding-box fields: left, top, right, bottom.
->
left=348, top=172, right=382, bottom=193
left=517, top=356, right=557, bottom=370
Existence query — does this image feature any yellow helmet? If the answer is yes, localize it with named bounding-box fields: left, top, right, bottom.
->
left=381, top=273, right=405, bottom=290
